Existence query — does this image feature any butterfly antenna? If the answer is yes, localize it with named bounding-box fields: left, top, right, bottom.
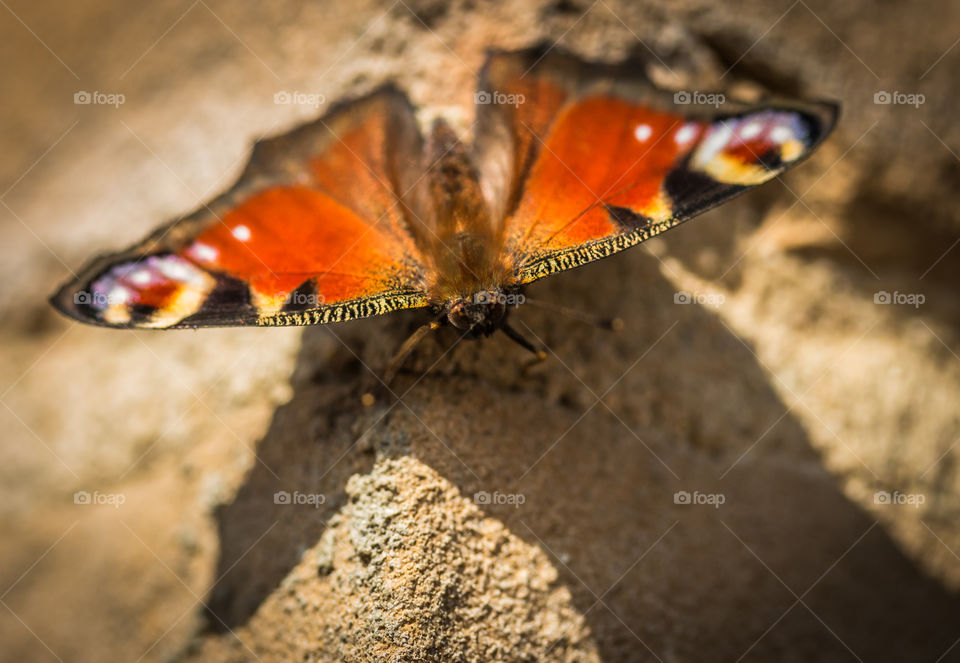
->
left=523, top=297, right=624, bottom=332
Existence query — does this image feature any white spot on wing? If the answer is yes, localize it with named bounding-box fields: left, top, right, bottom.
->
left=739, top=121, right=763, bottom=140
left=188, top=242, right=218, bottom=263
left=634, top=124, right=652, bottom=142
left=156, top=259, right=189, bottom=282
left=691, top=122, right=734, bottom=168
left=153, top=255, right=205, bottom=286
left=108, top=285, right=132, bottom=305
left=674, top=123, right=699, bottom=146
left=232, top=224, right=251, bottom=241
left=128, top=268, right=152, bottom=285
left=770, top=125, right=793, bottom=144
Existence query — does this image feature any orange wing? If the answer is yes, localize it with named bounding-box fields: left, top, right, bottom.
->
left=51, top=87, right=431, bottom=329
left=473, top=48, right=838, bottom=284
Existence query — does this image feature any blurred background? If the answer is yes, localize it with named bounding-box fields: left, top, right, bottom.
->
left=2, top=0, right=959, bottom=661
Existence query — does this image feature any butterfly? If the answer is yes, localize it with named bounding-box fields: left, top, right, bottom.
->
left=50, top=46, right=837, bottom=364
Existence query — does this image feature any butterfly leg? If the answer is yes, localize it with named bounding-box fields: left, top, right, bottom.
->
left=382, top=320, right=443, bottom=386
left=501, top=322, right=548, bottom=365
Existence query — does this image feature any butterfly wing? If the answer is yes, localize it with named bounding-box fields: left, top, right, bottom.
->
left=51, top=86, right=431, bottom=329
left=473, top=47, right=838, bottom=284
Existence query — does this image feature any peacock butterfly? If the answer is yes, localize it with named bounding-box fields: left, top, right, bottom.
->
left=51, top=46, right=837, bottom=367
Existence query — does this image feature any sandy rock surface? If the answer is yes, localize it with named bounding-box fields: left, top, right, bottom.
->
left=2, top=0, right=959, bottom=661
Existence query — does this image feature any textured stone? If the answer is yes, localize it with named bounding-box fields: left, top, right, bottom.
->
left=2, top=0, right=959, bottom=662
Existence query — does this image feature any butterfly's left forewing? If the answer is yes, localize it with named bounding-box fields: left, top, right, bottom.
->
left=51, top=86, right=432, bottom=329
left=473, top=48, right=837, bottom=284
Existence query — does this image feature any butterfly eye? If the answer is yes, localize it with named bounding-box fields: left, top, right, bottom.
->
left=689, top=110, right=814, bottom=186
left=74, top=254, right=215, bottom=327
left=446, top=301, right=470, bottom=330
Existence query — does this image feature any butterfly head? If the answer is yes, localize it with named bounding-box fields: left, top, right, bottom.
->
left=445, top=289, right=510, bottom=335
